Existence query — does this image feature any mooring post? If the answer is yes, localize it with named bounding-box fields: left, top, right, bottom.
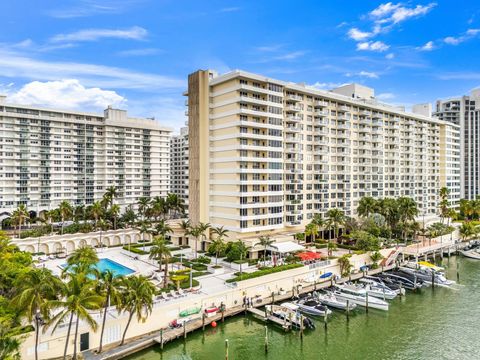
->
left=183, top=322, right=187, bottom=339
left=160, top=329, right=164, bottom=350
left=431, top=270, right=435, bottom=289
left=221, top=304, right=225, bottom=323
left=330, top=278, right=334, bottom=287
left=399, top=282, right=403, bottom=298
left=300, top=314, right=304, bottom=340
left=456, top=259, right=460, bottom=283
left=225, top=339, right=229, bottom=360
left=324, top=308, right=328, bottom=330
left=202, top=313, right=206, bottom=331
left=264, top=325, right=268, bottom=353
left=271, top=291, right=275, bottom=304
left=366, top=292, right=369, bottom=314
left=346, top=300, right=350, bottom=321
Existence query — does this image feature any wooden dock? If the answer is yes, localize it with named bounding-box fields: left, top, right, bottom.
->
left=247, top=307, right=292, bottom=330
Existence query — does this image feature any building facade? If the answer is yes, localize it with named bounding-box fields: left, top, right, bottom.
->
left=187, top=69, right=457, bottom=242
left=170, top=126, right=189, bottom=205
left=0, top=97, right=171, bottom=217
left=434, top=90, right=480, bottom=200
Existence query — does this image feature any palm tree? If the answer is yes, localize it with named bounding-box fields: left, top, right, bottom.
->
left=236, top=241, right=250, bottom=278
left=118, top=275, right=156, bottom=346
left=135, top=220, right=151, bottom=252
left=153, top=219, right=173, bottom=238
left=48, top=273, right=103, bottom=360
left=439, top=187, right=450, bottom=224
left=304, top=223, right=318, bottom=245
left=149, top=236, right=171, bottom=288
left=65, top=246, right=99, bottom=275
left=137, top=197, right=151, bottom=220
left=459, top=222, right=474, bottom=242
left=151, top=196, right=167, bottom=221
left=104, top=186, right=118, bottom=208
left=257, top=235, right=274, bottom=264
left=122, top=205, right=137, bottom=229
left=10, top=204, right=29, bottom=238
left=73, top=205, right=86, bottom=223
left=326, top=208, right=345, bottom=248
left=357, top=196, right=377, bottom=218
left=327, top=241, right=337, bottom=256
left=312, top=214, right=325, bottom=242
left=58, top=200, right=73, bottom=235
left=90, top=201, right=104, bottom=229
left=13, top=268, right=63, bottom=360
left=189, top=222, right=210, bottom=259
left=210, top=226, right=229, bottom=265
left=0, top=322, right=21, bottom=360
left=199, top=222, right=211, bottom=255
left=96, top=270, right=121, bottom=353
left=180, top=219, right=191, bottom=247
left=110, top=204, right=121, bottom=231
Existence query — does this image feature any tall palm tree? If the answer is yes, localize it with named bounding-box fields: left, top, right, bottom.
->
left=188, top=225, right=202, bottom=259
left=10, top=204, right=29, bottom=238
left=137, top=197, right=151, bottom=221
left=210, top=226, right=229, bottom=265
left=48, top=273, right=103, bottom=360
left=0, top=322, right=21, bottom=360
left=180, top=219, right=191, bottom=246
left=198, top=222, right=211, bottom=255
left=304, top=223, right=318, bottom=245
left=73, top=205, right=86, bottom=223
left=151, top=196, right=166, bottom=221
left=357, top=196, right=377, bottom=218
left=118, top=275, right=156, bottom=346
left=236, top=241, right=250, bottom=278
left=109, top=204, right=121, bottom=231
left=135, top=220, right=152, bottom=252
left=104, top=186, right=118, bottom=208
left=153, top=219, right=173, bottom=238
left=58, top=200, right=73, bottom=235
left=90, top=201, right=104, bottom=229
left=96, top=270, right=121, bottom=354
left=65, top=246, right=99, bottom=275
left=326, top=208, right=345, bottom=247
left=257, top=235, right=274, bottom=264
left=439, top=187, right=450, bottom=223
left=149, top=236, right=171, bottom=288
left=13, top=268, right=63, bottom=360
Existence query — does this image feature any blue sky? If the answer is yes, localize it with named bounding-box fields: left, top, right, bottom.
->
left=0, top=0, right=479, bottom=132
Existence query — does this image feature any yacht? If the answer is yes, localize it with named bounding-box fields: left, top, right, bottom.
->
left=381, top=271, right=424, bottom=290
left=333, top=284, right=389, bottom=311
left=265, top=305, right=315, bottom=330
left=460, top=247, right=480, bottom=260
left=364, top=276, right=406, bottom=296
left=296, top=298, right=332, bottom=316
left=316, top=291, right=357, bottom=311
left=358, top=279, right=398, bottom=300
left=399, top=267, right=455, bottom=287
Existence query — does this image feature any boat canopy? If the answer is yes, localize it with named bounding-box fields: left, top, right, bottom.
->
left=267, top=241, right=305, bottom=254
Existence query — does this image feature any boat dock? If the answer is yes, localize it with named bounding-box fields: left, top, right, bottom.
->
left=247, top=307, right=293, bottom=330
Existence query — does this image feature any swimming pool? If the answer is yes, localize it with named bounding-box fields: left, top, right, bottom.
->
left=61, top=258, right=135, bottom=277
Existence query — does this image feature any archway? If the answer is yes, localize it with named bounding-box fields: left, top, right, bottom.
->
left=79, top=239, right=87, bottom=248
left=113, top=235, right=121, bottom=246
left=38, top=243, right=49, bottom=254
left=24, top=245, right=35, bottom=253
left=125, top=234, right=131, bottom=246
left=91, top=238, right=99, bottom=248
left=53, top=242, right=63, bottom=254
left=134, top=234, right=141, bottom=243
left=66, top=241, right=75, bottom=254
left=102, top=237, right=110, bottom=247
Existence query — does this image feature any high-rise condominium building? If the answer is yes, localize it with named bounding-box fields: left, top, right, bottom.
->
left=187, top=69, right=458, bottom=243
left=170, top=126, right=189, bottom=205
left=434, top=89, right=480, bottom=200
left=0, top=97, right=171, bottom=219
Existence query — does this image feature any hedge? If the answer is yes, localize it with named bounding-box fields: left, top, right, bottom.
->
left=226, top=263, right=304, bottom=283
left=122, top=246, right=148, bottom=255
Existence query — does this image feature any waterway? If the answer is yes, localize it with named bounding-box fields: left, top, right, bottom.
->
left=126, top=256, right=480, bottom=360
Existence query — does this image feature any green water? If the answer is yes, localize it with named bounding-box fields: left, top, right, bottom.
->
left=127, top=257, right=480, bottom=360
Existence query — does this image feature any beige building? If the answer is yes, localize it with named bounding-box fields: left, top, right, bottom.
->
left=186, top=69, right=456, bottom=245
left=0, top=98, right=172, bottom=219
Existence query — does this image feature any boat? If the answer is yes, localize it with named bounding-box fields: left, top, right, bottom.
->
left=179, top=307, right=201, bottom=317
left=418, top=261, right=445, bottom=272
left=460, top=248, right=480, bottom=260
left=204, top=306, right=219, bottom=314
left=358, top=279, right=398, bottom=300
left=315, top=291, right=357, bottom=311
left=280, top=302, right=299, bottom=312
left=399, top=267, right=455, bottom=287
left=382, top=271, right=425, bottom=290
left=319, top=272, right=333, bottom=279
left=296, top=298, right=332, bottom=316
left=364, top=276, right=406, bottom=296
left=265, top=305, right=316, bottom=330
left=333, top=284, right=389, bottom=311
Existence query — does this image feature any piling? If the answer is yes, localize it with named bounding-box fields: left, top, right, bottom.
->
left=382, top=286, right=386, bottom=301
left=271, top=291, right=275, bottom=304
left=456, top=260, right=460, bottom=283
left=202, top=313, right=206, bottom=331
left=324, top=308, right=328, bottom=330
left=221, top=305, right=225, bottom=323
left=399, top=282, right=403, bottom=297
left=183, top=323, right=187, bottom=339
left=300, top=314, right=304, bottom=340
left=225, top=339, right=229, bottom=360
left=346, top=300, right=350, bottom=321
left=431, top=271, right=435, bottom=289
left=264, top=326, right=268, bottom=353
left=365, top=292, right=369, bottom=314
left=330, top=278, right=334, bottom=287
left=160, top=329, right=163, bottom=350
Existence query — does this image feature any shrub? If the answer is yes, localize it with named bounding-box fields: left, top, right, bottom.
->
left=192, top=271, right=209, bottom=277
left=195, top=255, right=212, bottom=264
left=226, top=263, right=303, bottom=283
left=191, top=263, right=207, bottom=271
left=122, top=246, right=148, bottom=255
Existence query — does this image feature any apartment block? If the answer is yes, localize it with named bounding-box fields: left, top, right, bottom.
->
left=0, top=97, right=171, bottom=217
left=187, top=69, right=454, bottom=241
left=434, top=90, right=480, bottom=200
left=170, top=126, right=189, bottom=205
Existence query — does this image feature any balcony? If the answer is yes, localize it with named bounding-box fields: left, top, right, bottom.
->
left=286, top=115, right=302, bottom=122
left=287, top=94, right=302, bottom=102
left=286, top=105, right=302, bottom=112
left=314, top=100, right=328, bottom=107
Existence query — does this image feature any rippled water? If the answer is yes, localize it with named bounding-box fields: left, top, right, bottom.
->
left=126, top=257, right=480, bottom=360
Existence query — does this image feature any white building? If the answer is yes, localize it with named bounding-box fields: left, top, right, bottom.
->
left=0, top=97, right=172, bottom=218
left=170, top=126, right=189, bottom=205
left=434, top=89, right=480, bottom=200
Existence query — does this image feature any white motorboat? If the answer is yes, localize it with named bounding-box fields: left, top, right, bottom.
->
left=265, top=305, right=315, bottom=330
left=399, top=266, right=455, bottom=288
left=460, top=248, right=480, bottom=260
left=333, top=284, right=389, bottom=311
left=358, top=279, right=398, bottom=300
left=296, top=298, right=332, bottom=316
left=316, top=291, right=357, bottom=311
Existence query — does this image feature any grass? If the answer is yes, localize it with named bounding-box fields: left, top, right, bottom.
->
left=226, top=263, right=304, bottom=283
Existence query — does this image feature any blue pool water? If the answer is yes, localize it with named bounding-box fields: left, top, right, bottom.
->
left=61, top=258, right=135, bottom=277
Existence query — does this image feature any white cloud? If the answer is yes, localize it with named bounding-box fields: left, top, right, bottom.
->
left=377, top=92, right=395, bottom=100
left=50, top=26, right=147, bottom=43
left=47, top=0, right=143, bottom=18
left=358, top=71, right=379, bottom=79
left=418, top=40, right=435, bottom=51
left=370, top=3, right=401, bottom=18
left=356, top=41, right=390, bottom=52
left=6, top=79, right=125, bottom=110
left=348, top=28, right=374, bottom=41
left=117, top=48, right=161, bottom=56
left=369, top=2, right=437, bottom=25
left=385, top=52, right=395, bottom=59
left=307, top=82, right=348, bottom=90
left=273, top=51, right=306, bottom=60
left=219, top=7, right=241, bottom=13
left=0, top=49, right=184, bottom=90
left=443, top=29, right=480, bottom=45
left=256, top=44, right=284, bottom=52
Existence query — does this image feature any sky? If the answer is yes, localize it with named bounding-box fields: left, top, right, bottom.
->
left=0, top=0, right=480, bottom=132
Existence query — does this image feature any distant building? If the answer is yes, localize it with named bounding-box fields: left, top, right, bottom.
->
left=170, top=126, right=189, bottom=206
left=434, top=89, right=480, bottom=200
left=0, top=97, right=171, bottom=220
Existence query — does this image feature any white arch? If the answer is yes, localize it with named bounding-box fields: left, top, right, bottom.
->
left=79, top=239, right=87, bottom=248
left=24, top=245, right=35, bottom=253
left=66, top=241, right=75, bottom=254
left=53, top=242, right=63, bottom=253
left=113, top=235, right=121, bottom=246
left=102, top=237, right=110, bottom=247
left=39, top=243, right=49, bottom=254
left=91, top=238, right=99, bottom=248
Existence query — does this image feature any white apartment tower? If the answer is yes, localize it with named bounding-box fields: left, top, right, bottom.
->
left=434, top=89, right=480, bottom=200
left=170, top=126, right=189, bottom=204
left=187, top=69, right=455, bottom=242
left=0, top=97, right=171, bottom=218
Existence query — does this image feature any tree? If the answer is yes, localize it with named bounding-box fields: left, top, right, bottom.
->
left=153, top=219, right=173, bottom=238
left=151, top=196, right=167, bottom=221
left=137, top=197, right=151, bottom=220
left=370, top=251, right=383, bottom=269
left=180, top=219, right=191, bottom=247
left=305, top=223, right=318, bottom=245
left=64, top=246, right=99, bottom=275
left=90, top=201, right=104, bottom=229
left=235, top=241, right=250, bottom=278
left=96, top=270, right=121, bottom=353
left=109, top=204, right=121, bottom=231
left=210, top=226, right=229, bottom=265
left=48, top=273, right=103, bottom=360
left=121, top=205, right=137, bottom=229
left=13, top=268, right=63, bottom=360
left=311, top=213, right=325, bottom=242
left=357, top=196, right=377, bottom=218
left=257, top=234, right=274, bottom=264
left=439, top=187, right=450, bottom=224
left=104, top=186, right=118, bottom=208
left=459, top=222, right=475, bottom=242
left=338, top=254, right=353, bottom=277
left=0, top=321, right=21, bottom=360
left=149, top=236, right=171, bottom=288
left=10, top=204, right=29, bottom=238
left=135, top=220, right=152, bottom=252
left=326, top=208, right=345, bottom=247
left=58, top=200, right=73, bottom=235
left=118, top=275, right=156, bottom=345
left=327, top=241, right=337, bottom=256
left=189, top=222, right=210, bottom=259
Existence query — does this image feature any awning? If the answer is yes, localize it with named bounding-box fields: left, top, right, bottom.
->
left=267, top=241, right=305, bottom=254
left=296, top=251, right=323, bottom=261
